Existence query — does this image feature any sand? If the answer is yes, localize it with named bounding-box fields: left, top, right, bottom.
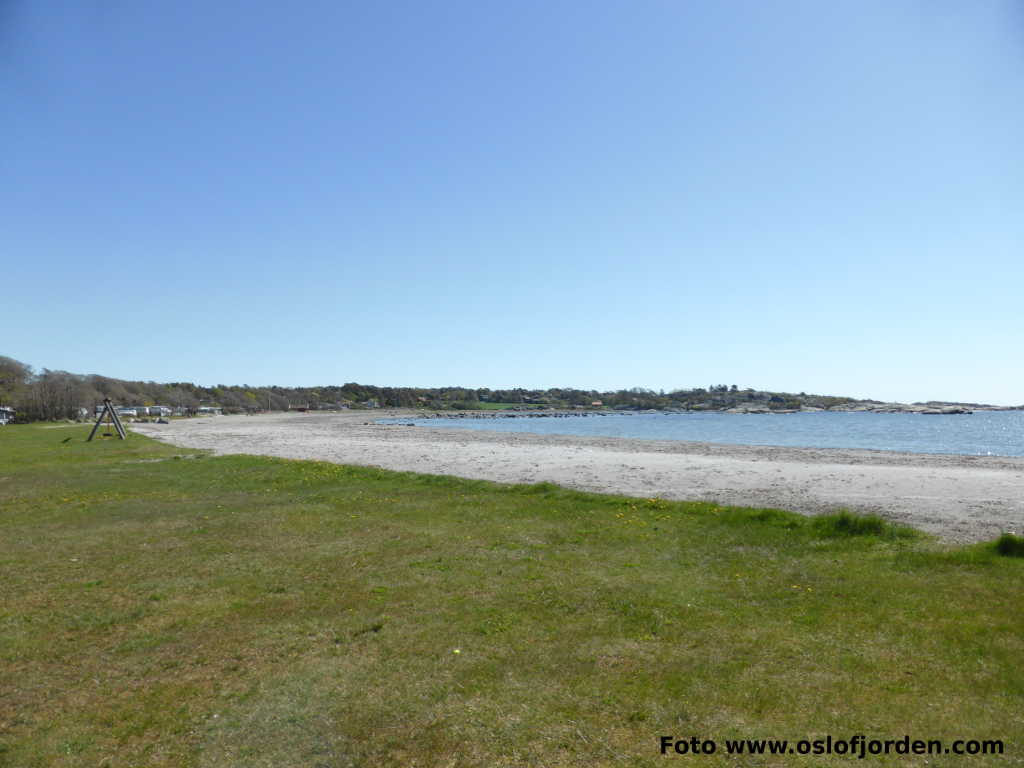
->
left=132, top=410, right=1024, bottom=543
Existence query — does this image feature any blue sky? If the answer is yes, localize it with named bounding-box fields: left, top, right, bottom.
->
left=3, top=1, right=1022, bottom=404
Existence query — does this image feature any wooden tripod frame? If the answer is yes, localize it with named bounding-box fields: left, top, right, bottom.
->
left=87, top=398, right=128, bottom=441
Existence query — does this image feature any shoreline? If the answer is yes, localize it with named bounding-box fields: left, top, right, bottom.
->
left=132, top=410, right=1024, bottom=543
left=399, top=404, right=1018, bottom=416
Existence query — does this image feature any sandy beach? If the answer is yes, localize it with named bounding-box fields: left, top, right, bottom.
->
left=132, top=410, right=1024, bottom=543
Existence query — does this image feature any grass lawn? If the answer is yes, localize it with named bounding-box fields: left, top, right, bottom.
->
left=1, top=425, right=1022, bottom=767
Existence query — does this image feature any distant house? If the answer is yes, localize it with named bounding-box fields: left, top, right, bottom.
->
left=591, top=401, right=603, bottom=407
left=197, top=406, right=223, bottom=416
left=0, top=406, right=15, bottom=425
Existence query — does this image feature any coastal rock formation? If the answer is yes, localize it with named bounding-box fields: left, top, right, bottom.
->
left=825, top=402, right=975, bottom=415
left=411, top=402, right=985, bottom=419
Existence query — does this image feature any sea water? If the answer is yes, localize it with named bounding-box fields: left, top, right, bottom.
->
left=380, top=410, right=1024, bottom=457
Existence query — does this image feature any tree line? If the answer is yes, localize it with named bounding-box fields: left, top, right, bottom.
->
left=0, top=355, right=860, bottom=422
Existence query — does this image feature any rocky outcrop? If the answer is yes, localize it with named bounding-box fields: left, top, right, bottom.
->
left=825, top=402, right=975, bottom=415
left=406, top=401, right=995, bottom=420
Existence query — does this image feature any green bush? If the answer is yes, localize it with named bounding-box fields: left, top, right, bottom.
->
left=994, top=533, right=1024, bottom=558
left=812, top=510, right=915, bottom=539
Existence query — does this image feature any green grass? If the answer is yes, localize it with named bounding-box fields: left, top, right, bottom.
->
left=1, top=426, right=1022, bottom=767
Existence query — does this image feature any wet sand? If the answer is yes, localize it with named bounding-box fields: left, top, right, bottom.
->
left=132, top=411, right=1024, bottom=542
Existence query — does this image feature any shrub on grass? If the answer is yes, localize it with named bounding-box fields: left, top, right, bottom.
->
left=812, top=510, right=914, bottom=539
left=994, top=532, right=1024, bottom=558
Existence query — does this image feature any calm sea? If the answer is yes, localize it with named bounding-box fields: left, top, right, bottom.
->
left=381, top=410, right=1024, bottom=457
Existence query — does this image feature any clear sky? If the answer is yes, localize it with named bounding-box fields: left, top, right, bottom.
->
left=3, top=1, right=1022, bottom=404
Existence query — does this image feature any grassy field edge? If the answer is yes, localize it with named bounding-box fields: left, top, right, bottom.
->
left=1, top=425, right=1022, bottom=767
